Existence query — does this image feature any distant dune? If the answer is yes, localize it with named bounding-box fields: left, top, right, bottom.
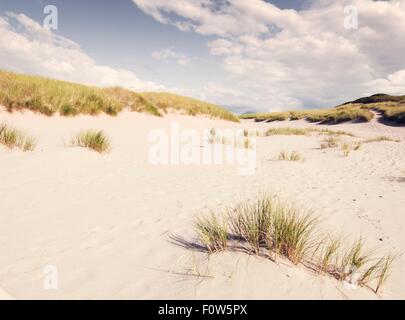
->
left=241, top=94, right=405, bottom=125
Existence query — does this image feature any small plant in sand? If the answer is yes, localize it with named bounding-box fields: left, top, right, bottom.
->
left=0, top=123, right=36, bottom=151
left=341, top=142, right=351, bottom=157
left=278, top=151, right=303, bottom=162
left=335, top=238, right=372, bottom=281
left=243, top=137, right=254, bottom=149
left=320, top=137, right=339, bottom=149
left=209, top=128, right=254, bottom=150
left=71, top=130, right=111, bottom=153
left=192, top=195, right=395, bottom=294
left=374, top=254, right=396, bottom=293
left=208, top=128, right=218, bottom=144
left=196, top=213, right=228, bottom=253
left=337, top=141, right=362, bottom=157
left=314, top=236, right=342, bottom=275
left=243, top=129, right=259, bottom=138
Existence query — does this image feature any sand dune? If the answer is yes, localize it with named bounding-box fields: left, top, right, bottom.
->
left=1, top=108, right=404, bottom=299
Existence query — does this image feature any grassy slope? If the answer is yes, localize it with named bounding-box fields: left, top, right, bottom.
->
left=0, top=70, right=239, bottom=122
left=241, top=94, right=405, bottom=124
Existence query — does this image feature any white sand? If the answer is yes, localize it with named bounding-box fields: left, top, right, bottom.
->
left=1, top=108, right=404, bottom=299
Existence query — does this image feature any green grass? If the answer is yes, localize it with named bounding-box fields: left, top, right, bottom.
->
left=269, top=206, right=318, bottom=264
left=0, top=70, right=238, bottom=122
left=227, top=198, right=274, bottom=254
left=193, top=195, right=395, bottom=294
left=314, top=236, right=342, bottom=275
left=196, top=213, right=228, bottom=253
left=0, top=123, right=36, bottom=151
left=71, top=130, right=111, bottom=153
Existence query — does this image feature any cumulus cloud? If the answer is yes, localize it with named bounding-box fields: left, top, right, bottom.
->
left=134, top=0, right=405, bottom=111
left=367, top=69, right=405, bottom=95
left=0, top=12, right=163, bottom=91
left=151, top=47, right=191, bottom=65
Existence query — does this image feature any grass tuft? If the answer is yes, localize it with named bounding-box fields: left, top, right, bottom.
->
left=192, top=195, right=395, bottom=294
left=227, top=198, right=274, bottom=254
left=278, top=151, right=303, bottom=161
left=0, top=123, right=36, bottom=151
left=196, top=213, right=228, bottom=253
left=71, top=130, right=111, bottom=153
left=269, top=206, right=318, bottom=264
left=320, top=137, right=339, bottom=149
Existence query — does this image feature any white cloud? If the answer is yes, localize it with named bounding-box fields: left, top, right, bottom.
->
left=0, top=12, right=163, bottom=92
left=151, top=47, right=191, bottom=65
left=367, top=69, right=405, bottom=95
left=134, top=0, right=405, bottom=111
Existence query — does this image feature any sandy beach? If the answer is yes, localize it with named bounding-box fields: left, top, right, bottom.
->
left=1, top=108, right=404, bottom=299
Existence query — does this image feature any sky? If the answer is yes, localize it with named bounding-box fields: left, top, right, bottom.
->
left=0, top=0, right=405, bottom=113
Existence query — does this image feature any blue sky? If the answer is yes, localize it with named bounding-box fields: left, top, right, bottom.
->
left=1, top=0, right=405, bottom=113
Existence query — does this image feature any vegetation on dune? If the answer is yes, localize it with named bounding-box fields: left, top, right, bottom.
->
left=241, top=107, right=374, bottom=124
left=142, top=92, right=239, bottom=122
left=193, top=195, right=395, bottom=294
left=342, top=93, right=405, bottom=105
left=265, top=127, right=354, bottom=137
left=71, top=130, right=111, bottom=153
left=361, top=103, right=405, bottom=124
left=363, top=136, right=400, bottom=143
left=239, top=94, right=405, bottom=125
left=0, top=70, right=238, bottom=122
left=196, top=213, right=228, bottom=253
left=0, top=123, right=36, bottom=151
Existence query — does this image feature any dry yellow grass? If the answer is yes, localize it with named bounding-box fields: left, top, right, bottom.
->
left=0, top=123, right=36, bottom=151
left=142, top=92, right=239, bottom=122
left=265, top=127, right=354, bottom=137
left=278, top=151, right=303, bottom=162
left=0, top=70, right=238, bottom=122
left=241, top=107, right=374, bottom=124
left=71, top=130, right=111, bottom=154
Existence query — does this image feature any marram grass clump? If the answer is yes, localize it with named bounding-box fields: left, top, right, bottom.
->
left=71, top=130, right=111, bottom=153
left=193, top=195, right=395, bottom=294
left=0, top=123, right=36, bottom=151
